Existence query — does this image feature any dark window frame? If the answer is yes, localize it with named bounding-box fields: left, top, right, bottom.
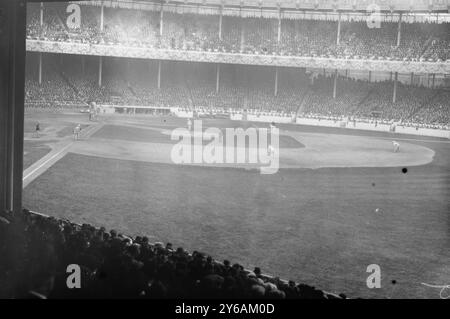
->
left=0, top=0, right=26, bottom=215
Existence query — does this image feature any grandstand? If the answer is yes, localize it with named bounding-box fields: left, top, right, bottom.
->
left=26, top=2, right=450, bottom=62
left=25, top=53, right=450, bottom=128
left=25, top=1, right=450, bottom=129
left=1, top=0, right=449, bottom=300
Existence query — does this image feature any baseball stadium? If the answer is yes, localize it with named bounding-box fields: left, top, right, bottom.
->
left=1, top=0, right=449, bottom=299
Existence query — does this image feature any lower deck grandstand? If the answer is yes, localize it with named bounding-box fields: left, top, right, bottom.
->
left=25, top=53, right=450, bottom=129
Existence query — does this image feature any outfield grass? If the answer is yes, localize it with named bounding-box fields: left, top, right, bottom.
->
left=23, top=145, right=450, bottom=298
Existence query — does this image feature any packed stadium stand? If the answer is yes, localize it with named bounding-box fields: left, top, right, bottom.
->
left=25, top=53, right=450, bottom=128
left=24, top=1, right=450, bottom=129
left=26, top=3, right=450, bottom=62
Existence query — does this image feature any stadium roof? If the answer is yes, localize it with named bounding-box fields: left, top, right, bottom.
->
left=109, top=0, right=449, bottom=12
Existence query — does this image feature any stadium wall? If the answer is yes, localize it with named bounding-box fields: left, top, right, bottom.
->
left=295, top=117, right=450, bottom=139
left=106, top=106, right=450, bottom=139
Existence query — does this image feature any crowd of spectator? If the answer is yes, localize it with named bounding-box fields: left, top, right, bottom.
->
left=353, top=81, right=436, bottom=121
left=0, top=209, right=340, bottom=299
left=25, top=55, right=312, bottom=113
left=24, top=54, right=450, bottom=128
left=25, top=58, right=80, bottom=108
left=26, top=3, right=450, bottom=62
left=410, top=90, right=450, bottom=127
left=300, top=75, right=371, bottom=117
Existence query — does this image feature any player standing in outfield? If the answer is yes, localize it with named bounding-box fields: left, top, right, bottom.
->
left=392, top=141, right=400, bottom=153
left=187, top=118, right=192, bottom=131
left=73, top=124, right=82, bottom=140
left=34, top=122, right=41, bottom=138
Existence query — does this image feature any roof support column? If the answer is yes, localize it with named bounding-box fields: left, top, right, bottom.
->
left=333, top=69, right=338, bottom=99
left=336, top=12, right=341, bottom=45
left=159, top=5, right=164, bottom=37
left=38, top=52, right=42, bottom=85
left=219, top=5, right=223, bottom=40
left=216, top=64, right=220, bottom=93
left=274, top=67, right=279, bottom=97
left=40, top=2, right=44, bottom=27
left=98, top=56, right=103, bottom=87
left=393, top=72, right=398, bottom=103
left=100, top=1, right=104, bottom=31
left=396, top=13, right=402, bottom=47
left=157, top=60, right=162, bottom=89
left=277, top=6, right=282, bottom=44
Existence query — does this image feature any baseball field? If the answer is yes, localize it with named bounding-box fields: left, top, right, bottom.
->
left=22, top=111, right=450, bottom=298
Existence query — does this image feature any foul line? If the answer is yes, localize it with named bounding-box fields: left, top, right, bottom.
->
left=23, top=123, right=104, bottom=185
left=23, top=142, right=73, bottom=182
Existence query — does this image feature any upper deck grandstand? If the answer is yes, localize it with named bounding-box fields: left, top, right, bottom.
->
left=26, top=1, right=450, bottom=62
